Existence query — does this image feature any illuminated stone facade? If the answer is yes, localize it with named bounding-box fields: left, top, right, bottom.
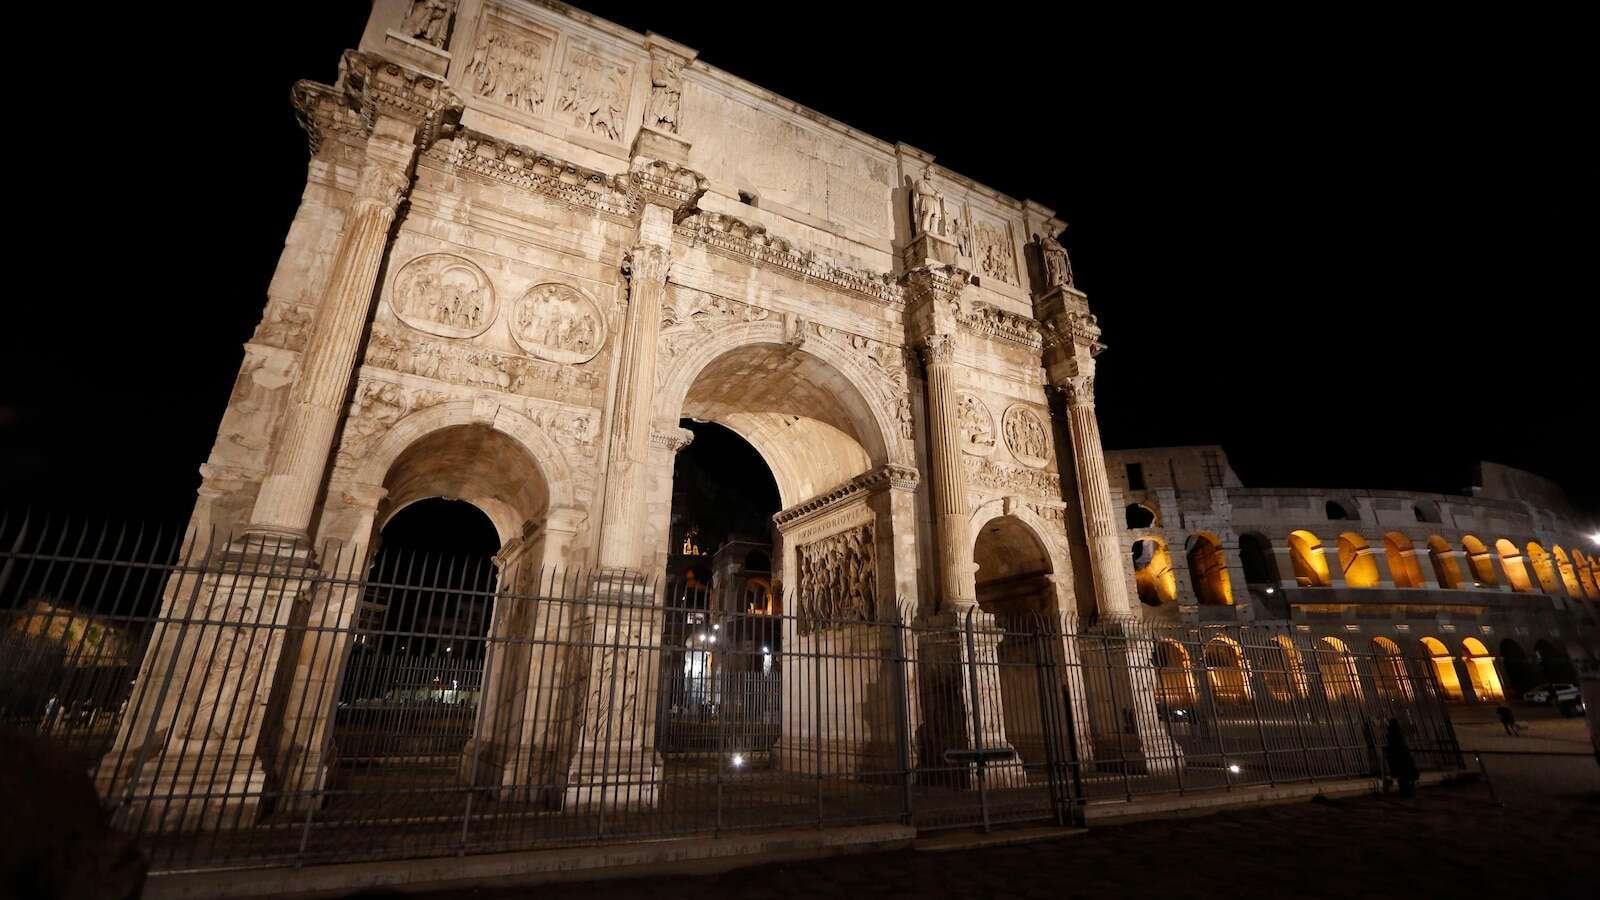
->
left=1112, top=448, right=1600, bottom=699
left=126, top=0, right=1594, bottom=826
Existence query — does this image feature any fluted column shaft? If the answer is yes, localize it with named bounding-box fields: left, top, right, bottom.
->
left=920, top=335, right=974, bottom=608
left=248, top=124, right=418, bottom=539
left=1059, top=376, right=1131, bottom=616
left=598, top=242, right=670, bottom=570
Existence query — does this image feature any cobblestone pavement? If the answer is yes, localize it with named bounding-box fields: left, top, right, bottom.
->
left=391, top=704, right=1600, bottom=900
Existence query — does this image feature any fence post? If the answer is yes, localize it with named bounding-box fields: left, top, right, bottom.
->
left=961, top=608, right=992, bottom=832
left=889, top=609, right=914, bottom=825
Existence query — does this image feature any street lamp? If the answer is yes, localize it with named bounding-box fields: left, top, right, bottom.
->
left=1589, top=532, right=1600, bottom=547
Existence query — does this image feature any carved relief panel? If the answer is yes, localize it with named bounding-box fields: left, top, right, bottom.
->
left=1002, top=404, right=1050, bottom=468
left=796, top=523, right=878, bottom=633
left=389, top=253, right=496, bottom=338
left=957, top=392, right=996, bottom=456
left=510, top=283, right=607, bottom=363
left=466, top=10, right=557, bottom=117
left=971, top=213, right=1020, bottom=287
left=553, top=40, right=634, bottom=143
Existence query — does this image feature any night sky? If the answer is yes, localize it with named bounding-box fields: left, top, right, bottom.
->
left=2, top=3, right=1593, bottom=529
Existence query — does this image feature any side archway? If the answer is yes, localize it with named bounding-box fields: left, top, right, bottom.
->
left=1184, top=532, right=1234, bottom=605
left=1461, top=535, right=1498, bottom=587
left=1132, top=537, right=1177, bottom=607
left=1461, top=637, right=1504, bottom=702
left=1336, top=533, right=1380, bottom=588
left=1287, top=530, right=1331, bottom=587
left=1494, top=539, right=1533, bottom=593
left=1420, top=636, right=1464, bottom=702
left=1382, top=533, right=1426, bottom=588
left=1427, top=536, right=1465, bottom=589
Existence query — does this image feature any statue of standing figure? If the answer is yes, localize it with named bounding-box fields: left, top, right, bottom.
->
left=913, top=167, right=945, bottom=237
left=1039, top=230, right=1074, bottom=288
left=647, top=55, right=683, bottom=133
left=400, top=0, right=454, bottom=48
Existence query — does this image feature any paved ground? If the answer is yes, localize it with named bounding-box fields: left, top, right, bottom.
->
left=394, top=703, right=1599, bottom=900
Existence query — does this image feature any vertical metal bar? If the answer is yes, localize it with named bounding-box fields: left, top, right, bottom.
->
left=961, top=608, right=991, bottom=832
left=888, top=607, right=913, bottom=825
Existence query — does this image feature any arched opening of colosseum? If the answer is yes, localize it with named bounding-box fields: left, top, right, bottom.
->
left=1370, top=636, right=1412, bottom=701
left=1533, top=639, right=1577, bottom=684
left=1420, top=636, right=1464, bottom=701
left=1383, top=533, right=1426, bottom=588
left=1315, top=636, right=1363, bottom=702
left=1499, top=639, right=1536, bottom=695
left=1412, top=501, right=1441, bottom=523
left=1494, top=539, right=1533, bottom=593
left=1552, top=545, right=1583, bottom=597
left=1152, top=639, right=1197, bottom=709
left=1426, top=535, right=1466, bottom=588
left=1132, top=538, right=1177, bottom=606
left=1124, top=503, right=1158, bottom=529
left=1460, top=637, right=1504, bottom=702
left=1525, top=543, right=1559, bottom=594
left=1324, top=499, right=1357, bottom=521
left=1335, top=533, right=1381, bottom=589
left=1573, top=551, right=1600, bottom=599
left=1185, top=532, right=1234, bottom=605
left=1264, top=634, right=1308, bottom=702
left=1287, top=530, right=1331, bottom=587
left=339, top=423, right=555, bottom=800
left=1237, top=533, right=1279, bottom=586
left=1203, top=637, right=1251, bottom=705
left=1460, top=535, right=1499, bottom=587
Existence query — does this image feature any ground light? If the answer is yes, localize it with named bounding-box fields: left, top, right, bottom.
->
left=731, top=754, right=745, bottom=768
left=1228, top=764, right=1241, bottom=774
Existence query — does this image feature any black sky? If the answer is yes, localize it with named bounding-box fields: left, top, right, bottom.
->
left=2, top=3, right=1594, bottom=525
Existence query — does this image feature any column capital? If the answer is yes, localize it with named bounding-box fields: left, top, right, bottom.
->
left=916, top=332, right=958, bottom=368
left=292, top=50, right=463, bottom=155
left=623, top=242, right=672, bottom=286
left=649, top=426, right=696, bottom=454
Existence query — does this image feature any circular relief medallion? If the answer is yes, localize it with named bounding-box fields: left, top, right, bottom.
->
left=1003, top=404, right=1050, bottom=468
left=389, top=253, right=496, bottom=339
left=510, top=282, right=607, bottom=364
left=956, top=392, right=995, bottom=457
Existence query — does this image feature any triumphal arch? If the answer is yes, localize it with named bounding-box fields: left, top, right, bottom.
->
left=102, top=0, right=1155, bottom=828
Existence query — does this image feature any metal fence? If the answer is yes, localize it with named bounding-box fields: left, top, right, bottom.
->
left=0, top=515, right=1462, bottom=871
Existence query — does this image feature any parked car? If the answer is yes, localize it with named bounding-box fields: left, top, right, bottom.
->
left=1523, top=683, right=1581, bottom=705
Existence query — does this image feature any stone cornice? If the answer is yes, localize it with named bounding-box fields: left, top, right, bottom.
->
left=773, top=464, right=921, bottom=530
left=957, top=302, right=1042, bottom=351
left=674, top=212, right=905, bottom=307
left=902, top=264, right=970, bottom=310
left=422, top=129, right=639, bottom=221
left=292, top=50, right=463, bottom=155
left=628, top=159, right=707, bottom=216
left=649, top=427, right=695, bottom=453
left=964, top=456, right=1062, bottom=499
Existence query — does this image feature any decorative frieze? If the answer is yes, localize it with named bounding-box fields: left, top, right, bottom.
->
left=426, top=131, right=637, bottom=219
left=675, top=211, right=904, bottom=306
left=362, top=325, right=603, bottom=401
left=964, top=456, right=1061, bottom=498
left=253, top=302, right=316, bottom=352
left=956, top=302, right=1042, bottom=351
left=1002, top=404, right=1050, bottom=468
left=956, top=392, right=996, bottom=456
left=389, top=253, right=495, bottom=339
left=510, top=283, right=606, bottom=363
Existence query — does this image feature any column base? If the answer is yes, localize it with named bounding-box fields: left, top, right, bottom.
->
left=105, top=740, right=269, bottom=833
left=563, top=749, right=662, bottom=812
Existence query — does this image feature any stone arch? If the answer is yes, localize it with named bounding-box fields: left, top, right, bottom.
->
left=1336, top=532, right=1381, bottom=588
left=1287, top=530, right=1331, bottom=587
left=655, top=319, right=909, bottom=498
left=1426, top=535, right=1465, bottom=588
left=1265, top=634, right=1308, bottom=701
left=1131, top=536, right=1177, bottom=607
left=1370, top=636, right=1411, bottom=700
left=1460, top=637, right=1504, bottom=701
left=1461, top=534, right=1498, bottom=587
left=1238, top=532, right=1279, bottom=586
left=357, top=399, right=575, bottom=518
left=1382, top=532, right=1426, bottom=588
left=1494, top=539, right=1533, bottom=592
left=1152, top=639, right=1197, bottom=708
left=1315, top=636, right=1363, bottom=701
left=1552, top=546, right=1583, bottom=597
left=970, top=507, right=1062, bottom=616
left=1525, top=542, right=1559, bottom=594
left=1125, top=502, right=1159, bottom=529
left=1412, top=500, right=1441, bottom=523
left=1324, top=498, right=1358, bottom=521
left=1203, top=636, right=1251, bottom=704
left=1499, top=638, right=1536, bottom=695
left=1184, top=532, right=1234, bottom=605
left=1420, top=635, right=1464, bottom=701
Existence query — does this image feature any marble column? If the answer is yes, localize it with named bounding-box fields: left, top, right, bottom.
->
left=918, top=333, right=976, bottom=608
left=248, top=117, right=419, bottom=540
left=1054, top=372, right=1131, bottom=617
left=597, top=240, right=670, bottom=570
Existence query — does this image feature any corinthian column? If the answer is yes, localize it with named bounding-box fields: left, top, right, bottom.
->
left=248, top=118, right=419, bottom=539
left=1054, top=369, right=1131, bottom=616
left=919, top=333, right=976, bottom=608
left=598, top=242, right=670, bottom=570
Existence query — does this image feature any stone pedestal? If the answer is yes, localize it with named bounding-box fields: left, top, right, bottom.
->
left=98, top=537, right=317, bottom=831
left=905, top=231, right=959, bottom=267
left=562, top=571, right=663, bottom=812
left=911, top=611, right=1023, bottom=789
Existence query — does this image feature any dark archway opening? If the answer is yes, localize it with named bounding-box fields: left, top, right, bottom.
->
left=1499, top=639, right=1536, bottom=695
left=1238, top=533, right=1279, bottom=586
left=334, top=498, right=501, bottom=779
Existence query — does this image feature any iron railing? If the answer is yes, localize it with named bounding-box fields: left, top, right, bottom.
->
left=0, top=514, right=1462, bottom=871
